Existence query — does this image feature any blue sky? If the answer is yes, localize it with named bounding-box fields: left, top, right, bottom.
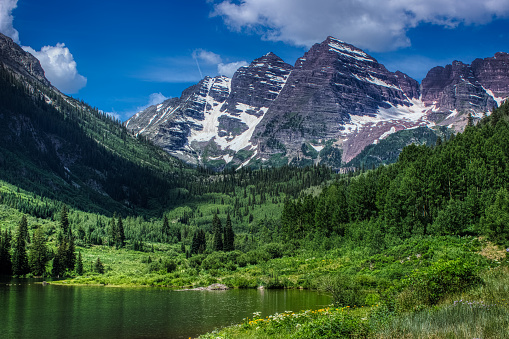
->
left=2, top=0, right=509, bottom=121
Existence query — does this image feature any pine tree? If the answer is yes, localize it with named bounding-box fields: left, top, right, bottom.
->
left=198, top=229, right=206, bottom=254
left=65, top=235, right=76, bottom=271
left=51, top=240, right=66, bottom=277
left=76, top=251, right=83, bottom=275
left=162, top=215, right=170, bottom=242
left=467, top=113, right=474, bottom=127
left=12, top=216, right=30, bottom=276
left=18, top=215, right=30, bottom=244
left=212, top=214, right=223, bottom=251
left=108, top=216, right=117, bottom=247
left=29, top=226, right=49, bottom=276
left=94, top=257, right=105, bottom=274
left=191, top=231, right=200, bottom=254
left=191, top=229, right=207, bottom=254
left=60, top=205, right=70, bottom=236
left=0, top=229, right=12, bottom=276
left=223, top=213, right=235, bottom=251
left=116, top=216, right=125, bottom=248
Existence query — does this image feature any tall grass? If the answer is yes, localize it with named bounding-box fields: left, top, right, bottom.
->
left=373, top=266, right=509, bottom=338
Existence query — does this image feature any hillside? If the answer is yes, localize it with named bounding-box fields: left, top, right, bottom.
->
left=0, top=33, right=199, bottom=217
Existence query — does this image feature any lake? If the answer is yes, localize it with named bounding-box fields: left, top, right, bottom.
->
left=0, top=279, right=331, bottom=338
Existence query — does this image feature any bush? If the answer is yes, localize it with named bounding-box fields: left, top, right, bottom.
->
left=237, top=250, right=271, bottom=267
left=188, top=254, right=206, bottom=268
left=201, top=252, right=228, bottom=270
left=146, top=258, right=177, bottom=273
left=400, top=259, right=482, bottom=310
left=263, top=242, right=285, bottom=259
left=318, top=274, right=365, bottom=307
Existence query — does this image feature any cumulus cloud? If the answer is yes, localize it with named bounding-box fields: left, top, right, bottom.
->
left=192, top=49, right=223, bottom=64
left=212, top=0, right=509, bottom=51
left=0, top=0, right=19, bottom=43
left=23, top=44, right=87, bottom=93
left=218, top=61, right=249, bottom=77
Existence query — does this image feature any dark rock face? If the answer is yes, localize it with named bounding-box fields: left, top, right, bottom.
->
left=126, top=54, right=293, bottom=167
left=394, top=71, right=420, bottom=100
left=253, top=36, right=422, bottom=161
left=218, top=115, right=248, bottom=138
left=0, top=32, right=51, bottom=87
left=471, top=52, right=509, bottom=99
left=225, top=52, right=292, bottom=116
left=127, top=76, right=231, bottom=159
left=422, top=61, right=496, bottom=114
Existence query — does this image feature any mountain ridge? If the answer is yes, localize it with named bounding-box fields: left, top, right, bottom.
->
left=124, top=36, right=507, bottom=169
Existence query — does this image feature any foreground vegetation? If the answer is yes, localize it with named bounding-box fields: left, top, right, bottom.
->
left=199, top=264, right=509, bottom=338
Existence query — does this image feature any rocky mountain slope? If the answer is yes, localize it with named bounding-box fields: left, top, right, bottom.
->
left=127, top=53, right=293, bottom=167
left=127, top=36, right=507, bottom=170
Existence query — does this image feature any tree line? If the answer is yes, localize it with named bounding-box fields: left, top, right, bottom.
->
left=280, top=101, right=509, bottom=250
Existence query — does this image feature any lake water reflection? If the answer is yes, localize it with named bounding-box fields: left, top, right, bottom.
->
left=0, top=279, right=330, bottom=338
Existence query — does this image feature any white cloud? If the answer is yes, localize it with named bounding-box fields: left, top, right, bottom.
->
left=23, top=43, right=87, bottom=93
left=218, top=61, right=248, bottom=77
left=192, top=49, right=223, bottom=64
left=0, top=0, right=19, bottom=43
left=148, top=92, right=168, bottom=106
left=212, top=0, right=509, bottom=52
left=136, top=92, right=169, bottom=112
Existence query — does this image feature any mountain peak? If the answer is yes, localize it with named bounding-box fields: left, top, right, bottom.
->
left=250, top=52, right=286, bottom=66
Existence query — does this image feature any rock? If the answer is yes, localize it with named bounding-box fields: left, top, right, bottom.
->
left=178, top=283, right=229, bottom=291
left=205, top=283, right=229, bottom=290
left=421, top=61, right=497, bottom=123
left=253, top=36, right=425, bottom=163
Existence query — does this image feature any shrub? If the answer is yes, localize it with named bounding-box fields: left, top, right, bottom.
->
left=188, top=254, right=206, bottom=268
left=400, top=259, right=482, bottom=310
left=201, top=252, right=228, bottom=270
left=318, top=274, right=365, bottom=307
left=263, top=242, right=285, bottom=259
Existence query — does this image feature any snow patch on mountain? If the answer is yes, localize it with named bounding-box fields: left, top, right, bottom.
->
left=484, top=88, right=507, bottom=106
left=214, top=104, right=267, bottom=154
left=342, top=98, right=432, bottom=135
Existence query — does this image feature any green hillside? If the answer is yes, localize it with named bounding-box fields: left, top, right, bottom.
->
left=0, top=63, right=197, bottom=216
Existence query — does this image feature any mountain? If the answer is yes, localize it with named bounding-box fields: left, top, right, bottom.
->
left=0, top=32, right=193, bottom=216
left=126, top=53, right=293, bottom=167
left=129, top=37, right=507, bottom=170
